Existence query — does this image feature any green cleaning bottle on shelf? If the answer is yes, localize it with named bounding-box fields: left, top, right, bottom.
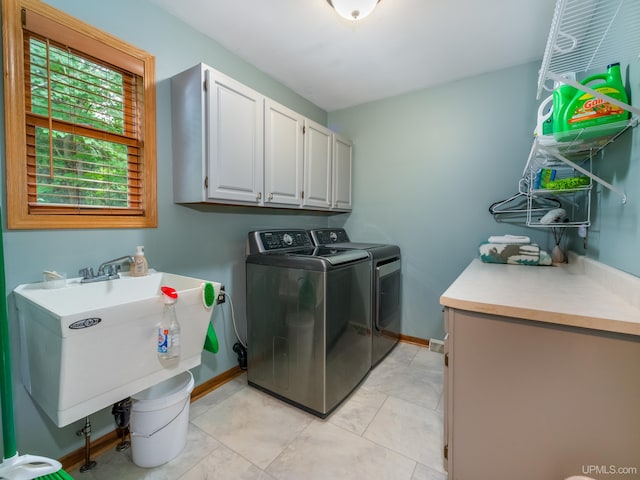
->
left=552, top=63, right=629, bottom=141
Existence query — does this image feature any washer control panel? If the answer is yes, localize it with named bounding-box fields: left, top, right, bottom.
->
left=250, top=230, right=313, bottom=252
left=309, top=228, right=350, bottom=245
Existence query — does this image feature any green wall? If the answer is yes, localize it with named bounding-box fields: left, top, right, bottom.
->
left=7, top=0, right=637, bottom=464
left=328, top=61, right=550, bottom=341
left=0, top=0, right=331, bottom=460
left=569, top=59, right=640, bottom=274
left=327, top=56, right=640, bottom=343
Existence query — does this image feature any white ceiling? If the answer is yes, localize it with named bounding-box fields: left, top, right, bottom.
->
left=148, top=0, right=557, bottom=112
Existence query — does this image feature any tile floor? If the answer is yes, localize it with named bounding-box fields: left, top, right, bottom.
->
left=71, top=342, right=446, bottom=480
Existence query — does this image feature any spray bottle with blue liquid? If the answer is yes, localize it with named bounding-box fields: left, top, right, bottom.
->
left=158, top=286, right=180, bottom=360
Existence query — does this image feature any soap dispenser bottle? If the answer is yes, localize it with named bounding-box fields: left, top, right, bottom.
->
left=158, top=286, right=180, bottom=360
left=130, top=245, right=148, bottom=277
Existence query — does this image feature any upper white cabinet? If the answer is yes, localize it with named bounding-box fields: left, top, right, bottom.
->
left=332, top=135, right=353, bottom=211
left=303, top=120, right=333, bottom=209
left=206, top=70, right=264, bottom=204
left=264, top=99, right=304, bottom=207
left=171, top=63, right=352, bottom=212
left=265, top=101, right=352, bottom=211
left=171, top=63, right=264, bottom=204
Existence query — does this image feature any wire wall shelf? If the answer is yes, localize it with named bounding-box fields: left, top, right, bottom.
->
left=491, top=0, right=639, bottom=230
left=533, top=117, right=638, bottom=160
left=538, top=0, right=640, bottom=99
left=524, top=153, right=592, bottom=228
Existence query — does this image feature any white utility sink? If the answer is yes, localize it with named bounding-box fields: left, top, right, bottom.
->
left=14, top=271, right=221, bottom=427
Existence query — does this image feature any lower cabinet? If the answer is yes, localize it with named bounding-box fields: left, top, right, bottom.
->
left=444, top=307, right=640, bottom=480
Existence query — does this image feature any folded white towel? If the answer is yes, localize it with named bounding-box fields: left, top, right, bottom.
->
left=487, top=234, right=531, bottom=244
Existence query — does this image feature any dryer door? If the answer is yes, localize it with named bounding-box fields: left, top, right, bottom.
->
left=375, top=258, right=401, bottom=332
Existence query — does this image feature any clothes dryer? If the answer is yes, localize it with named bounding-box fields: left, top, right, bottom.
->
left=308, top=228, right=402, bottom=367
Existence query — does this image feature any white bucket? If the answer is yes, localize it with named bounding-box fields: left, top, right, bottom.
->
left=130, top=370, right=195, bottom=468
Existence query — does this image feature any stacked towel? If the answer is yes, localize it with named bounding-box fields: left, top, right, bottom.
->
left=487, top=234, right=530, bottom=244
left=480, top=235, right=552, bottom=266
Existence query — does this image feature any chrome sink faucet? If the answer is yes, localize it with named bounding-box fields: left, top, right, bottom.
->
left=79, top=255, right=134, bottom=283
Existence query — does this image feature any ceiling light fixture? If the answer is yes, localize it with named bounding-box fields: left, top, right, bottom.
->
left=326, top=0, right=381, bottom=21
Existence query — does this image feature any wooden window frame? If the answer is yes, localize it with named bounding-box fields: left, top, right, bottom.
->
left=2, top=0, right=157, bottom=229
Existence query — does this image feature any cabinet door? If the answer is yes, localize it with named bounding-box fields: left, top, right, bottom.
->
left=443, top=309, right=451, bottom=473
left=332, top=135, right=352, bottom=211
left=447, top=308, right=640, bottom=479
left=206, top=69, right=264, bottom=204
left=170, top=63, right=207, bottom=203
left=303, top=120, right=332, bottom=209
left=264, top=99, right=304, bottom=206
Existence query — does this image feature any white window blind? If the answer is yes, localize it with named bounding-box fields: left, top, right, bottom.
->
left=23, top=29, right=144, bottom=214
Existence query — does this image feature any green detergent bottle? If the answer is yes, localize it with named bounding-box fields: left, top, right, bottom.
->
left=552, top=63, right=629, bottom=141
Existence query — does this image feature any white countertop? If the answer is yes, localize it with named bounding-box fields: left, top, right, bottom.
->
left=440, top=253, right=640, bottom=336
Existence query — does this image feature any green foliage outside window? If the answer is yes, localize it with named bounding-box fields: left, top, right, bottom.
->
left=29, top=37, right=132, bottom=208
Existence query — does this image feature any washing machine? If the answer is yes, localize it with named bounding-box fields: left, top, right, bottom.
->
left=246, top=229, right=372, bottom=417
left=308, top=228, right=402, bottom=367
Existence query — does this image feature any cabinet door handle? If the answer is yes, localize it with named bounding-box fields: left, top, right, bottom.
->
left=256, top=192, right=262, bottom=201
left=268, top=193, right=273, bottom=201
